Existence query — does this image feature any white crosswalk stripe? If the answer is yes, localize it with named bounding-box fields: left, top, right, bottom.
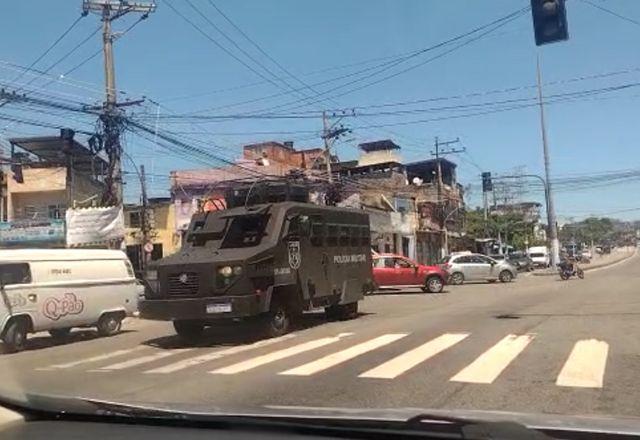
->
left=280, top=333, right=408, bottom=376
left=145, top=334, right=296, bottom=374
left=359, top=333, right=469, bottom=379
left=210, top=333, right=353, bottom=375
left=450, top=334, right=534, bottom=384
left=556, top=339, right=609, bottom=388
left=31, top=331, right=616, bottom=391
left=36, top=347, right=145, bottom=370
left=89, top=349, right=191, bottom=372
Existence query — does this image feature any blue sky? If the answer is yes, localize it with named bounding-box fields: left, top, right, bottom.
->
left=1, top=0, right=639, bottom=221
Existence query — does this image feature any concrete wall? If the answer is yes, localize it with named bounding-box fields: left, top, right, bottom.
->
left=6, top=167, right=104, bottom=222
left=358, top=150, right=402, bottom=166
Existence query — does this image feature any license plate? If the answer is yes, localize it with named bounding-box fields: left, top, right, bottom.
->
left=206, top=303, right=232, bottom=314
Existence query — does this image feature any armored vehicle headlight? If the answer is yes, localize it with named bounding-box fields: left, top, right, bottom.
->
left=233, top=265, right=243, bottom=276
left=219, top=266, right=233, bottom=277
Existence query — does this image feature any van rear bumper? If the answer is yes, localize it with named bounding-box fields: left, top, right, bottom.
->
left=139, top=294, right=268, bottom=321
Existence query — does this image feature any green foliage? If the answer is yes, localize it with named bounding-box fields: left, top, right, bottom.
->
left=464, top=209, right=538, bottom=250
left=559, top=217, right=615, bottom=245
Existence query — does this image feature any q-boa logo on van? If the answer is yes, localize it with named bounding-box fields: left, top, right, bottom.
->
left=43, top=293, right=84, bottom=321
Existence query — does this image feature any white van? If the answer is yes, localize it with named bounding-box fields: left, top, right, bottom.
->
left=527, top=246, right=550, bottom=268
left=0, top=249, right=141, bottom=352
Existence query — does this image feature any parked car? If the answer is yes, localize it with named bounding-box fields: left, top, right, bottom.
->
left=527, top=246, right=550, bottom=268
left=506, top=251, right=535, bottom=272
left=439, top=253, right=517, bottom=285
left=371, top=254, right=447, bottom=293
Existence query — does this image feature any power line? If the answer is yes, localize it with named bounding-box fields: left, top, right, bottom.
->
left=184, top=6, right=529, bottom=115
left=5, top=13, right=88, bottom=89
left=579, top=0, right=640, bottom=28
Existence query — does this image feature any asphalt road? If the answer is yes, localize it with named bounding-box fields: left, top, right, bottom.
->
left=1, top=253, right=639, bottom=419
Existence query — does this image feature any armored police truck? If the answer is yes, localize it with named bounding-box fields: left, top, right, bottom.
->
left=140, top=194, right=372, bottom=342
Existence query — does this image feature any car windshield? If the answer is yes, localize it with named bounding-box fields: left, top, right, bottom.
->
left=2, top=0, right=639, bottom=434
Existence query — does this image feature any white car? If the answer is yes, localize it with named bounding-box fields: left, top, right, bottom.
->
left=0, top=249, right=141, bottom=352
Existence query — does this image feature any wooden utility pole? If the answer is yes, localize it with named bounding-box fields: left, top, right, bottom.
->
left=322, top=111, right=333, bottom=183
left=82, top=0, right=155, bottom=206
left=320, top=111, right=350, bottom=185
left=431, top=137, right=464, bottom=258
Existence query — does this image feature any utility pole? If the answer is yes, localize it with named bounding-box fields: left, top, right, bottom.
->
left=321, top=111, right=351, bottom=184
left=82, top=0, right=156, bottom=206
left=536, top=55, right=560, bottom=267
left=322, top=111, right=332, bottom=183
left=140, top=164, right=150, bottom=270
left=431, top=137, right=464, bottom=258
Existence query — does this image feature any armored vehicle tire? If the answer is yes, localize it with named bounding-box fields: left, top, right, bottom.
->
left=173, top=320, right=205, bottom=342
left=325, top=301, right=359, bottom=321
left=49, top=328, right=72, bottom=340
left=262, top=297, right=291, bottom=338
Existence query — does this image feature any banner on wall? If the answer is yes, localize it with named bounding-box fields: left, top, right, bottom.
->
left=66, top=206, right=124, bottom=246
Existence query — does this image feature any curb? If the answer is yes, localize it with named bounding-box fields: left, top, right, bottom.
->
left=532, top=250, right=636, bottom=277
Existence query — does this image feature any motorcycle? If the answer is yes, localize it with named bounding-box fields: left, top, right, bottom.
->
left=559, top=262, right=584, bottom=280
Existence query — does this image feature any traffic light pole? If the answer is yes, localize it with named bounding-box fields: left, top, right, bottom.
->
left=536, top=55, right=560, bottom=267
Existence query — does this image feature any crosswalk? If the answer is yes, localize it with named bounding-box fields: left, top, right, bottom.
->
left=33, top=331, right=611, bottom=389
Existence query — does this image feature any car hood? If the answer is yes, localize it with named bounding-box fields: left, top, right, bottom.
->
left=6, top=392, right=640, bottom=437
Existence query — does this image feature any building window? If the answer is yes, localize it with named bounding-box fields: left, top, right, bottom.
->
left=129, top=211, right=141, bottom=228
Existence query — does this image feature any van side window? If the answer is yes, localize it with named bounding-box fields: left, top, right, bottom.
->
left=338, top=226, right=350, bottom=246
left=0, top=264, right=31, bottom=286
left=310, top=222, right=324, bottom=247
left=327, top=224, right=338, bottom=246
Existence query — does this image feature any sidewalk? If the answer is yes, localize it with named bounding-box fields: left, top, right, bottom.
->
left=532, top=246, right=636, bottom=277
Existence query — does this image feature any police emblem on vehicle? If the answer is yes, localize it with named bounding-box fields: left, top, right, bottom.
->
left=178, top=273, right=189, bottom=284
left=288, top=241, right=301, bottom=270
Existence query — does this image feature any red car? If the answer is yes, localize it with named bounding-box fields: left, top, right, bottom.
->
left=371, top=254, right=448, bottom=293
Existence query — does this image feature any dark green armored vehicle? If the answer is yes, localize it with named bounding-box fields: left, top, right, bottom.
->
left=141, top=192, right=372, bottom=342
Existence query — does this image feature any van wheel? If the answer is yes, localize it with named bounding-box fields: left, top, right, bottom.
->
left=97, top=313, right=123, bottom=337
left=326, top=302, right=358, bottom=321
left=49, top=328, right=72, bottom=340
left=173, top=320, right=205, bottom=343
left=263, top=298, right=291, bottom=338
left=2, top=319, right=29, bottom=353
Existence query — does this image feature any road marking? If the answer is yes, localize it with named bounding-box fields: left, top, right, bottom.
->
left=359, top=333, right=469, bottom=379
left=210, top=333, right=353, bottom=375
left=145, top=334, right=296, bottom=374
left=36, top=347, right=145, bottom=370
left=450, top=334, right=534, bottom=384
left=89, top=349, right=190, bottom=371
left=556, top=339, right=609, bottom=388
left=279, top=333, right=408, bottom=376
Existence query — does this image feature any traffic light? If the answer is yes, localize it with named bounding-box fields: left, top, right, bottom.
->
left=482, top=172, right=492, bottom=193
left=531, top=0, right=569, bottom=46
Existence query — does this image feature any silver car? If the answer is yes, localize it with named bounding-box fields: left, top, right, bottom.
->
left=440, top=253, right=517, bottom=285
